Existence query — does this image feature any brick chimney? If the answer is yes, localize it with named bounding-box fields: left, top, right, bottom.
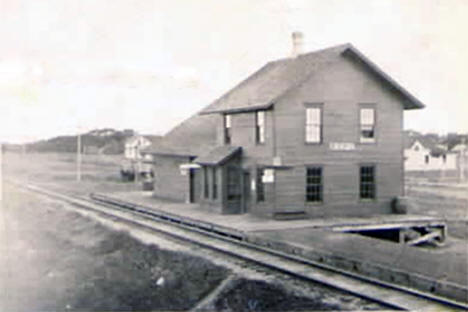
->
left=291, top=31, right=304, bottom=58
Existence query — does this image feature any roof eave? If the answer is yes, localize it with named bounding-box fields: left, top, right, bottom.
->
left=199, top=103, right=273, bottom=115
left=195, top=146, right=242, bottom=166
left=144, top=150, right=196, bottom=158
left=342, top=46, right=425, bottom=110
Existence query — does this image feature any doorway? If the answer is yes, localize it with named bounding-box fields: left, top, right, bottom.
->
left=189, top=168, right=195, bottom=203
left=226, top=166, right=242, bottom=213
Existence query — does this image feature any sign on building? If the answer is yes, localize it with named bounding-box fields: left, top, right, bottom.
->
left=329, top=142, right=356, bottom=151
left=262, top=169, right=275, bottom=183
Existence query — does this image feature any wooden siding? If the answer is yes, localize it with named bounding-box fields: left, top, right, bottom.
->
left=152, top=155, right=191, bottom=202
left=211, top=53, right=406, bottom=217
left=270, top=53, right=404, bottom=216
left=154, top=52, right=408, bottom=218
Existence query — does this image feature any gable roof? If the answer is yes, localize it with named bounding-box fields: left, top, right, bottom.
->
left=143, top=135, right=163, bottom=145
left=142, top=112, right=217, bottom=157
left=200, top=43, right=424, bottom=115
left=451, top=143, right=467, bottom=152
left=125, top=134, right=162, bottom=146
left=404, top=135, right=449, bottom=156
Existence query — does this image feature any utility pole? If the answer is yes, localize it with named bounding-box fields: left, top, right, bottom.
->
left=134, top=140, right=140, bottom=184
left=77, top=131, right=82, bottom=182
left=0, top=142, right=3, bottom=202
left=460, top=138, right=466, bottom=182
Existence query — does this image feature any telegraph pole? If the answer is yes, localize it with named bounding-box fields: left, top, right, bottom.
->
left=460, top=138, right=466, bottom=182
left=135, top=140, right=140, bottom=184
left=77, top=131, right=82, bottom=182
left=0, top=142, right=3, bottom=202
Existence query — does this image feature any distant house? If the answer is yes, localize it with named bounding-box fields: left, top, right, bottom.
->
left=451, top=142, right=468, bottom=180
left=145, top=34, right=426, bottom=218
left=125, top=135, right=162, bottom=160
left=404, top=137, right=456, bottom=171
left=451, top=143, right=467, bottom=153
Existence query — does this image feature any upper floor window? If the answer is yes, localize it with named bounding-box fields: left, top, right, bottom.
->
left=255, top=111, right=265, bottom=144
left=305, top=105, right=322, bottom=143
left=224, top=114, right=232, bottom=144
left=360, top=107, right=375, bottom=143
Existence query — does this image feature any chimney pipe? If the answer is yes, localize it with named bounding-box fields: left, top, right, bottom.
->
left=291, top=31, right=304, bottom=58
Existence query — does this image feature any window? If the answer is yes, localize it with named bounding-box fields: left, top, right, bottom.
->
left=256, top=168, right=265, bottom=202
left=212, top=167, right=217, bottom=200
left=442, top=154, right=447, bottom=163
left=224, top=114, right=232, bottom=144
left=360, top=107, right=375, bottom=143
left=226, top=167, right=241, bottom=201
left=360, top=166, right=375, bottom=200
left=306, top=167, right=322, bottom=202
left=255, top=111, right=265, bottom=144
left=305, top=106, right=322, bottom=143
left=204, top=167, right=209, bottom=198
left=425, top=155, right=429, bottom=164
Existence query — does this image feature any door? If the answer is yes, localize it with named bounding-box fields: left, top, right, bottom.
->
left=226, top=166, right=242, bottom=213
left=189, top=168, right=195, bottom=203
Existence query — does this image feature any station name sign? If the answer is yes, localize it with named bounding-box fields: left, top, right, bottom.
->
left=329, top=142, right=356, bottom=151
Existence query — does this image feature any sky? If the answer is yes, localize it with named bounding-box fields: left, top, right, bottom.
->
left=1, top=0, right=467, bottom=143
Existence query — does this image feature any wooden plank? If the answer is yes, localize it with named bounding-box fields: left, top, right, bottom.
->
left=332, top=221, right=446, bottom=232
left=407, top=229, right=442, bottom=246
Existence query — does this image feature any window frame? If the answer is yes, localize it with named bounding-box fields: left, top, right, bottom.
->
left=304, top=103, right=323, bottom=144
left=359, top=164, right=376, bottom=201
left=255, top=110, right=266, bottom=145
left=204, top=166, right=209, bottom=199
left=256, top=167, right=265, bottom=202
left=212, top=167, right=217, bottom=200
left=226, top=166, right=241, bottom=202
left=359, top=104, right=376, bottom=144
left=224, top=114, right=232, bottom=145
left=305, top=165, right=323, bottom=203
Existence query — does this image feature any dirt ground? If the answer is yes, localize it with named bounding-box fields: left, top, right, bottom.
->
left=405, top=183, right=468, bottom=239
left=1, top=153, right=387, bottom=311
left=0, top=184, right=230, bottom=311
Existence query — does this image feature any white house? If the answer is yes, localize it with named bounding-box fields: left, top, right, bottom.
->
left=404, top=138, right=457, bottom=171
left=451, top=143, right=467, bottom=153
left=451, top=142, right=468, bottom=180
left=124, top=135, right=162, bottom=160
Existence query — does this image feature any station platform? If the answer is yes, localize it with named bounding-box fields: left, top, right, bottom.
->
left=99, top=191, right=447, bottom=234
left=94, top=191, right=467, bottom=303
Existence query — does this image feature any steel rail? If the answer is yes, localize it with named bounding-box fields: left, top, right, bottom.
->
left=19, top=183, right=468, bottom=311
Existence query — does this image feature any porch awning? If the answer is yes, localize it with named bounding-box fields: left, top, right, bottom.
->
left=179, top=163, right=201, bottom=170
left=194, top=146, right=241, bottom=166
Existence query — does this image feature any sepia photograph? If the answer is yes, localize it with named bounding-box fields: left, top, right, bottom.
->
left=1, top=0, right=467, bottom=311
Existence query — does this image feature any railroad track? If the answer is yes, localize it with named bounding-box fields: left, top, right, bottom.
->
left=18, top=183, right=468, bottom=311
